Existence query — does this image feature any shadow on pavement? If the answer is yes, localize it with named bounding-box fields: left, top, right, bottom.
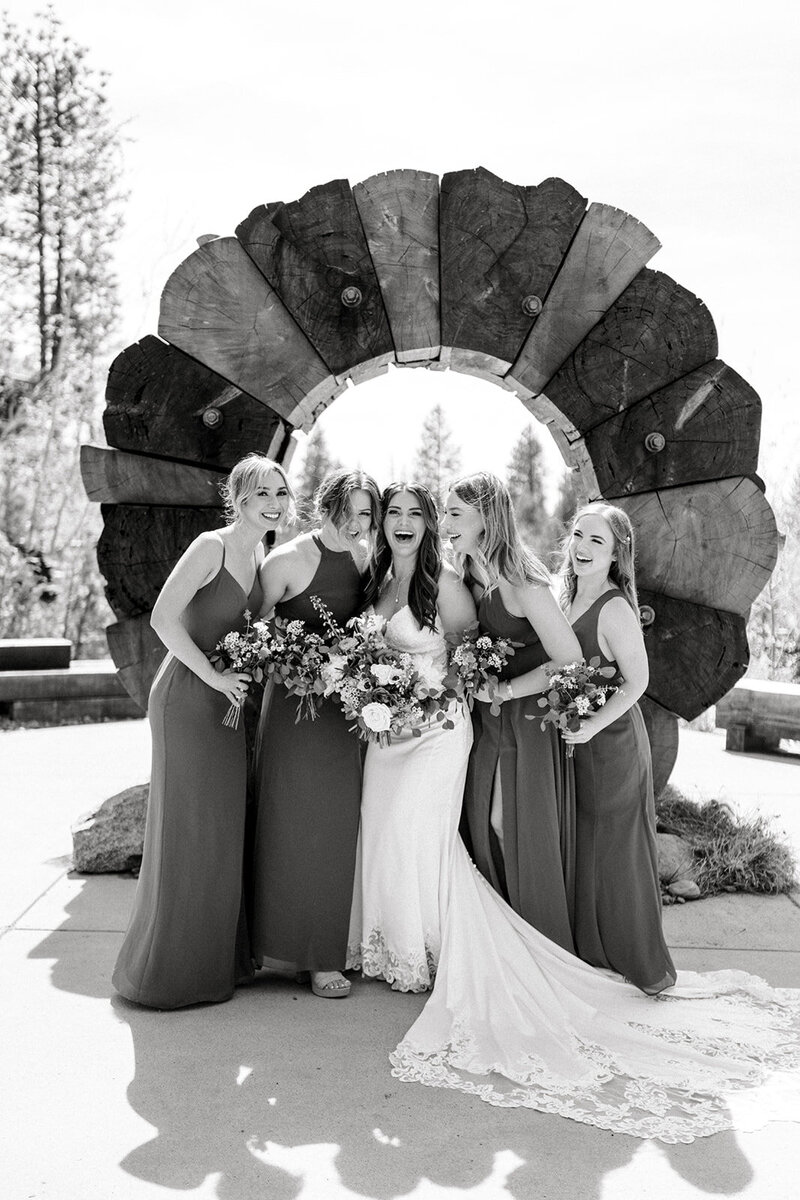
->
left=30, top=874, right=757, bottom=1199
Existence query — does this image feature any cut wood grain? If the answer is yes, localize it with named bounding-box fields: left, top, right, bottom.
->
left=106, top=615, right=166, bottom=712
left=104, top=336, right=289, bottom=469
left=98, top=505, right=226, bottom=619
left=440, top=169, right=586, bottom=379
left=81, top=445, right=227, bottom=507
left=639, top=589, right=749, bottom=719
left=158, top=237, right=341, bottom=426
left=353, top=169, right=441, bottom=364
left=637, top=695, right=679, bottom=797
left=237, top=179, right=395, bottom=381
left=540, top=269, right=718, bottom=432
left=585, top=360, right=761, bottom=496
left=507, top=203, right=660, bottom=396
left=620, top=478, right=778, bottom=615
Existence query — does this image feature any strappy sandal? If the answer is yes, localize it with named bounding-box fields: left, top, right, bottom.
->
left=310, top=972, right=351, bottom=999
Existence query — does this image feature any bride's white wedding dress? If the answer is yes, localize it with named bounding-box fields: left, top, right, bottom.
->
left=348, top=607, right=800, bottom=1142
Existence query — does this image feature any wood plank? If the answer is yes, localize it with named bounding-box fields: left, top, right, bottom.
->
left=0, top=639, right=71, bottom=671
left=439, top=169, right=586, bottom=378
left=81, top=445, right=227, bottom=507
left=158, top=237, right=341, bottom=426
left=640, top=589, right=749, bottom=719
left=585, top=360, right=761, bottom=496
left=353, top=169, right=441, bottom=364
left=539, top=269, right=718, bottom=432
left=619, top=478, right=778, bottom=615
left=106, top=615, right=166, bottom=712
left=638, top=695, right=679, bottom=797
left=507, top=202, right=661, bottom=396
left=236, top=179, right=395, bottom=381
left=716, top=678, right=800, bottom=740
left=103, top=336, right=290, bottom=470
left=97, top=505, right=226, bottom=619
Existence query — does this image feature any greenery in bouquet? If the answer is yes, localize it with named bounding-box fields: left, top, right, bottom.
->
left=209, top=610, right=272, bottom=729
left=534, top=657, right=617, bottom=756
left=442, top=624, right=517, bottom=716
left=264, top=614, right=332, bottom=722
left=310, top=598, right=448, bottom=746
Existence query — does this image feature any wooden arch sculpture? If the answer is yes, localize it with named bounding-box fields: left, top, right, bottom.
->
left=81, top=168, right=779, bottom=793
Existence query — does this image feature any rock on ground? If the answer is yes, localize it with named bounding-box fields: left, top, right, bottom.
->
left=71, top=783, right=148, bottom=873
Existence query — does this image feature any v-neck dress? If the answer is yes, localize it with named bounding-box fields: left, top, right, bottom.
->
left=570, top=589, right=676, bottom=993
left=250, top=536, right=364, bottom=973
left=463, top=587, right=576, bottom=954
left=113, top=535, right=263, bottom=1009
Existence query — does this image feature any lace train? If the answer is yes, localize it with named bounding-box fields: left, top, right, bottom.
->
left=389, top=841, right=800, bottom=1143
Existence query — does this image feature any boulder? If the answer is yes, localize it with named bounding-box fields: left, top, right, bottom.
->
left=71, top=783, right=148, bottom=873
left=656, top=832, right=697, bottom=884
left=667, top=878, right=702, bottom=900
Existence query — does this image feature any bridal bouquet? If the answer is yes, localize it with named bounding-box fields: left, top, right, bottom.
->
left=442, top=624, right=517, bottom=715
left=310, top=598, right=447, bottom=746
left=534, top=657, right=618, bottom=756
left=209, top=610, right=272, bottom=729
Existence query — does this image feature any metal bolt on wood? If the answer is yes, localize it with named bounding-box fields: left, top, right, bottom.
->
left=521, top=294, right=543, bottom=317
left=644, top=432, right=666, bottom=453
left=201, top=407, right=223, bottom=429
left=341, top=286, right=362, bottom=308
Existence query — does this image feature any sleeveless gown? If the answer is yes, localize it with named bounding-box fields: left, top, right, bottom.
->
left=463, top=587, right=575, bottom=952
left=250, top=536, right=363, bottom=972
left=349, top=606, right=800, bottom=1140
left=113, top=538, right=262, bottom=1009
left=571, top=590, right=676, bottom=992
left=348, top=607, right=473, bottom=991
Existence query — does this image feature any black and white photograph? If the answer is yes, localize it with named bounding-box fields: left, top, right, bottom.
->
left=2, top=1, right=800, bottom=1196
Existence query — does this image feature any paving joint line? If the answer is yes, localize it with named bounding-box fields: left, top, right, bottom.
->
left=0, top=869, right=69, bottom=944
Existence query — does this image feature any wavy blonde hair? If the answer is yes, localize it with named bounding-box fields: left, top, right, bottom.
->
left=220, top=454, right=296, bottom=526
left=450, top=471, right=550, bottom=593
left=557, top=502, right=639, bottom=616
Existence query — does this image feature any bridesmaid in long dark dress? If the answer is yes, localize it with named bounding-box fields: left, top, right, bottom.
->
left=113, top=454, right=294, bottom=1009
left=443, top=472, right=582, bottom=953
left=251, top=469, right=380, bottom=998
left=558, top=502, right=676, bottom=995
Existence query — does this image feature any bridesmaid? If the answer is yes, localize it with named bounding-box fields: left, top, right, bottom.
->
left=113, top=453, right=293, bottom=1008
left=557, top=502, right=676, bottom=994
left=445, top=472, right=582, bottom=953
left=250, top=468, right=381, bottom=998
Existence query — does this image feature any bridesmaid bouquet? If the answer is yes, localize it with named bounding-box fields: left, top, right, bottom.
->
left=209, top=611, right=272, bottom=729
left=310, top=598, right=447, bottom=746
left=263, top=615, right=332, bottom=722
left=535, top=657, right=618, bottom=756
left=442, top=624, right=517, bottom=715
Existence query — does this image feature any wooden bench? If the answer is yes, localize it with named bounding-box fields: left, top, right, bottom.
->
left=0, top=659, right=143, bottom=722
left=0, top=638, right=72, bottom=671
left=715, top=678, right=800, bottom=753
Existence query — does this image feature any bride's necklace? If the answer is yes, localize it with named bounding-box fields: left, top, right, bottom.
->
left=389, top=572, right=412, bottom=609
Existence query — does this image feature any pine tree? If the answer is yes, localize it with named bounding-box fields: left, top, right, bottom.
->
left=0, top=8, right=125, bottom=651
left=411, top=404, right=462, bottom=507
left=505, top=425, right=548, bottom=553
left=295, top=426, right=342, bottom=523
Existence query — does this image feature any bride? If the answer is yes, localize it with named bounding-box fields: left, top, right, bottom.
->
left=347, top=479, right=800, bottom=1143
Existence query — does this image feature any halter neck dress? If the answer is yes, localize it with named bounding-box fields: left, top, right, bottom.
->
left=113, top=535, right=263, bottom=1009
left=462, top=586, right=575, bottom=954
left=570, top=588, right=676, bottom=993
left=250, top=535, right=364, bottom=973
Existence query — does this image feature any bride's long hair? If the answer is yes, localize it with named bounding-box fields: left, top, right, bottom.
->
left=363, top=482, right=441, bottom=631
left=450, top=471, right=550, bottom=594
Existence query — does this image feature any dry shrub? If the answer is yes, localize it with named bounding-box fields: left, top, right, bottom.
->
left=656, top=785, right=797, bottom=897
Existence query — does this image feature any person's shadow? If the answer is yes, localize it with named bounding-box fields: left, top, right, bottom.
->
left=30, top=874, right=756, bottom=1199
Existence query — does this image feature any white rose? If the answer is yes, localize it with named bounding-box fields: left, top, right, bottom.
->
left=362, top=702, right=393, bottom=732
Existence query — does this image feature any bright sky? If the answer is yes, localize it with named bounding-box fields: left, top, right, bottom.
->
left=5, top=0, right=798, bottom=498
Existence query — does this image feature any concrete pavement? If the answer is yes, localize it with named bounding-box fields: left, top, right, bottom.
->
left=1, top=719, right=799, bottom=1199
